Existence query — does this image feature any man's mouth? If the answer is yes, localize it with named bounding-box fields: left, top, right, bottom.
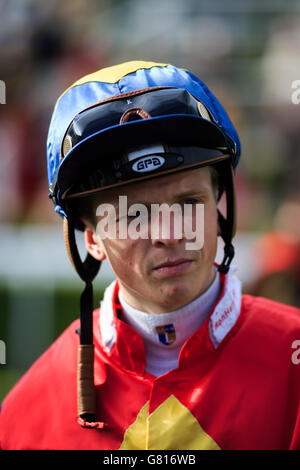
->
left=153, top=258, right=194, bottom=277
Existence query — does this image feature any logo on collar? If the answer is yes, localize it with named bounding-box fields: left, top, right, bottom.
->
left=156, top=324, right=176, bottom=346
left=209, top=273, right=242, bottom=348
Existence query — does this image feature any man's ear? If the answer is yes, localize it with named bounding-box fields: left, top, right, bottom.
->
left=84, top=228, right=107, bottom=261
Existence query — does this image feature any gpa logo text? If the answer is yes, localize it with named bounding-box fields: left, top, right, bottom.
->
left=132, top=155, right=165, bottom=173
left=0, top=340, right=6, bottom=365
left=0, top=80, right=6, bottom=104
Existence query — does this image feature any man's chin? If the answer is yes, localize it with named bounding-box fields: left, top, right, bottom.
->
left=153, top=284, right=200, bottom=312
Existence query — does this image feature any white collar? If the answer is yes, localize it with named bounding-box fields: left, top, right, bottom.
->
left=99, top=267, right=242, bottom=376
left=118, top=270, right=221, bottom=376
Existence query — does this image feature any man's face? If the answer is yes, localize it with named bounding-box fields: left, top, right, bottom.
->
left=85, top=167, right=218, bottom=313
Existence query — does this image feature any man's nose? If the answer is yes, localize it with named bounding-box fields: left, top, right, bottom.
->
left=150, top=209, right=183, bottom=247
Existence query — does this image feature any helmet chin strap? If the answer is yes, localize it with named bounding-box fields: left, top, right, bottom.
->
left=217, top=211, right=235, bottom=274
left=217, top=163, right=236, bottom=275
left=63, top=218, right=103, bottom=427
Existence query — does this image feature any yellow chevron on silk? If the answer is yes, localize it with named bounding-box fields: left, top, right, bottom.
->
left=119, top=394, right=220, bottom=450
left=71, top=61, right=170, bottom=86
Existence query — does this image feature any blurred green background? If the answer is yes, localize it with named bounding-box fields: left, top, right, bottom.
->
left=1, top=0, right=300, bottom=402
left=0, top=282, right=107, bottom=401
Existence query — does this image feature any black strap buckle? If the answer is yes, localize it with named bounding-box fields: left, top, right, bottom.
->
left=218, top=243, right=235, bottom=274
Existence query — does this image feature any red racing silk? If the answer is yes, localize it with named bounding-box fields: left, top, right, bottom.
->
left=1, top=271, right=300, bottom=450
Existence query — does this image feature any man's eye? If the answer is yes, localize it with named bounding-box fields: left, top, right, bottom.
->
left=128, top=210, right=141, bottom=219
left=184, top=198, right=199, bottom=205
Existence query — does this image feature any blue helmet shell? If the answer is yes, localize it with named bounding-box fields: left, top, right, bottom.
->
left=47, top=61, right=241, bottom=216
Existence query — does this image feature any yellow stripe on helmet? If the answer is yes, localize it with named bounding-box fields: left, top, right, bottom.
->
left=71, top=60, right=170, bottom=86
left=54, top=61, right=170, bottom=110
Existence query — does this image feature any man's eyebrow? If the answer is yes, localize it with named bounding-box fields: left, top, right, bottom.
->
left=97, top=195, right=120, bottom=208
left=116, top=187, right=211, bottom=207
left=173, top=187, right=210, bottom=199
